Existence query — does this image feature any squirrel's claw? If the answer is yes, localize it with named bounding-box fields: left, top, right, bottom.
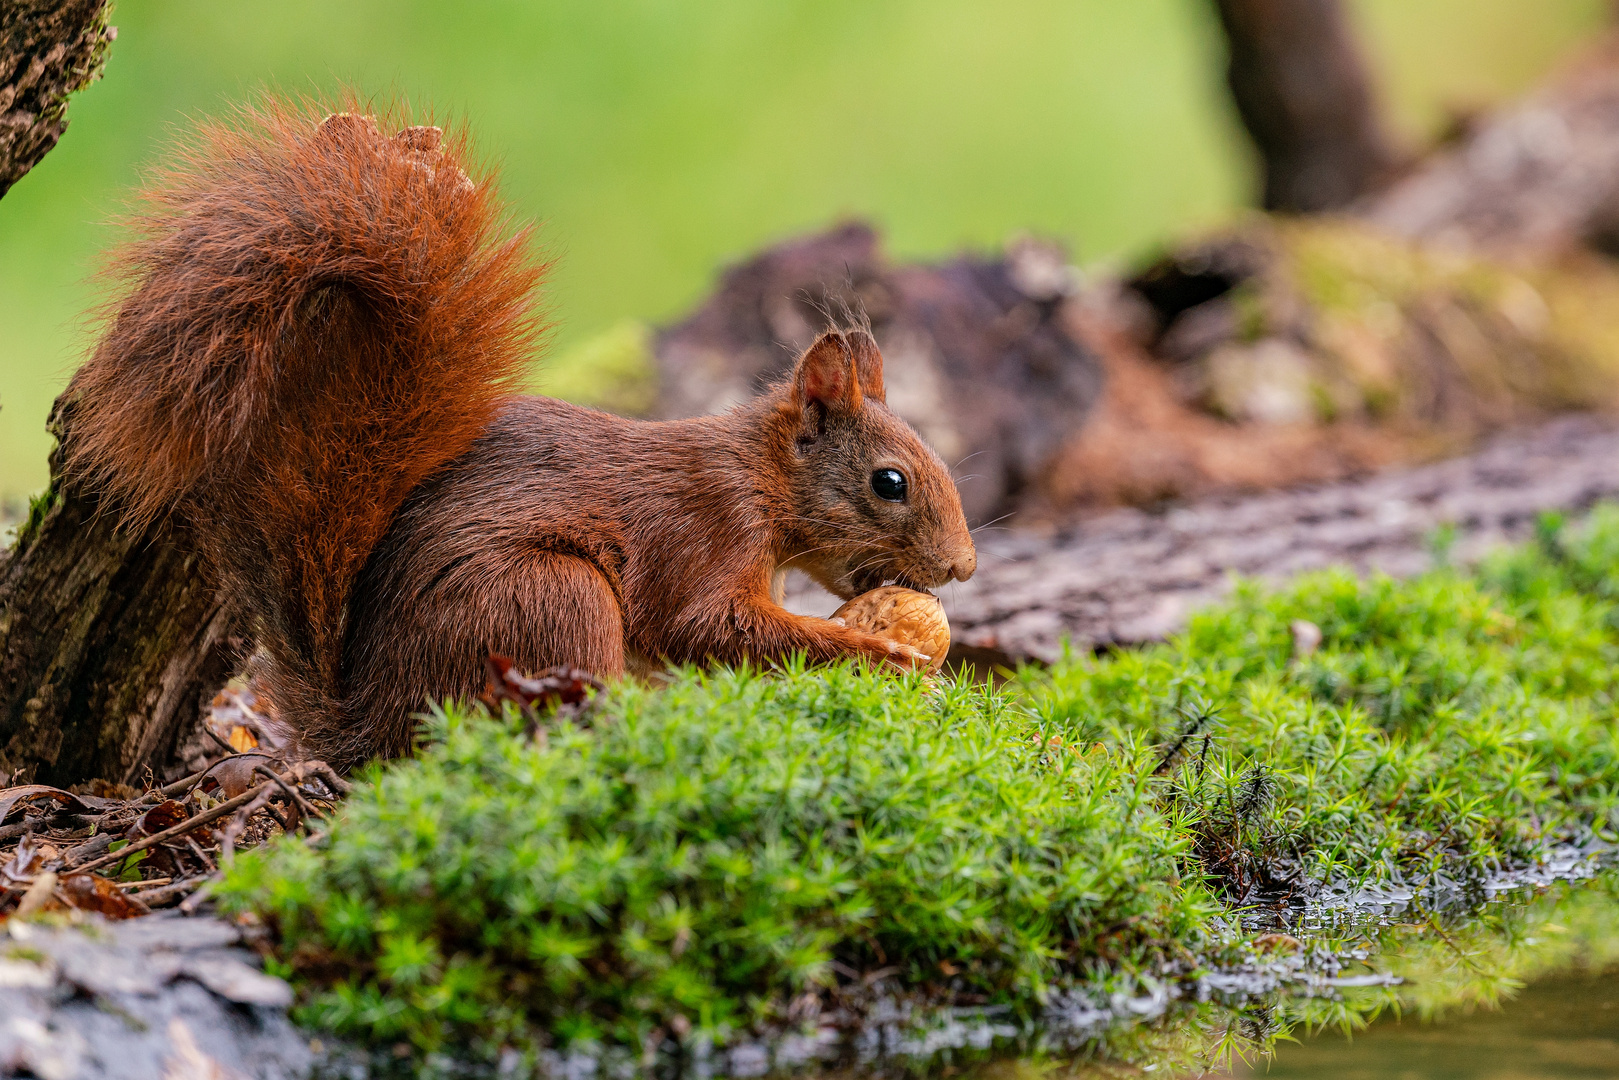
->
left=880, top=639, right=931, bottom=670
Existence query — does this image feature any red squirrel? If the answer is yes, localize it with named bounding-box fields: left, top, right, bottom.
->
left=63, top=102, right=976, bottom=768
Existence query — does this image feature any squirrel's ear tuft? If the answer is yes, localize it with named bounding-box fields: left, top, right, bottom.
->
left=793, top=332, right=863, bottom=413
left=846, top=329, right=885, bottom=404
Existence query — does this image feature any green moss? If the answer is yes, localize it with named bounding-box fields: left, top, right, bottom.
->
left=10, top=481, right=60, bottom=551
left=1227, top=280, right=1269, bottom=344
left=221, top=663, right=1216, bottom=1056
left=1275, top=219, right=1619, bottom=415
left=222, top=505, right=1619, bottom=1062
left=1028, top=506, right=1619, bottom=902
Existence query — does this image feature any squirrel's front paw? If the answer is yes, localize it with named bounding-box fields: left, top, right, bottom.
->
left=870, top=635, right=932, bottom=671
left=832, top=586, right=949, bottom=673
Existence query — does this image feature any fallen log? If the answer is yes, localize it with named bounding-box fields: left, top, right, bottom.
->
left=937, top=415, right=1619, bottom=664
left=1365, top=34, right=1619, bottom=256
left=653, top=222, right=1101, bottom=528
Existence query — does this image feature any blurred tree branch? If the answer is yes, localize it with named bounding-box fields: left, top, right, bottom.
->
left=1, top=0, right=114, bottom=198
left=1212, top=0, right=1395, bottom=212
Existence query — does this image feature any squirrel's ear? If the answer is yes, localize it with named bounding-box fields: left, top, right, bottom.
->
left=316, top=112, right=381, bottom=147
left=792, top=332, right=863, bottom=413
left=846, top=329, right=885, bottom=404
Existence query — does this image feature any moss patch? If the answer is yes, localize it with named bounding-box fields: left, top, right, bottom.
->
left=221, top=507, right=1619, bottom=1062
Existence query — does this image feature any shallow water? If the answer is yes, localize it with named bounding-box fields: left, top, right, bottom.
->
left=1227, top=970, right=1619, bottom=1079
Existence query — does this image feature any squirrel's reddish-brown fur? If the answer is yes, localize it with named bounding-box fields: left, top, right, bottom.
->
left=66, top=97, right=976, bottom=768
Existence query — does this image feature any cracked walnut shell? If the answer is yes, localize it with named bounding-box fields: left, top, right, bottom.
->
left=832, top=586, right=950, bottom=673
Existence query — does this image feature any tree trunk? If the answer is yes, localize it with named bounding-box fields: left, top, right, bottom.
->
left=1211, top=0, right=1394, bottom=212
left=0, top=406, right=242, bottom=789
left=1, top=0, right=115, bottom=197
left=0, top=2, right=236, bottom=788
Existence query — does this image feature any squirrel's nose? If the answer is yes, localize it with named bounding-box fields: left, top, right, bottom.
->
left=949, top=548, right=976, bottom=582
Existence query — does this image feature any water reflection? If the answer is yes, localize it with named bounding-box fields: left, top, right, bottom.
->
left=1003, top=872, right=1619, bottom=1080
left=1226, top=971, right=1619, bottom=1079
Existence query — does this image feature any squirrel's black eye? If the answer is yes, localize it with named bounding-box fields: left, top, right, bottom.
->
left=870, top=468, right=908, bottom=502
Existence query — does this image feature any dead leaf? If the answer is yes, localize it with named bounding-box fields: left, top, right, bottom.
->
left=1, top=834, right=43, bottom=885
left=13, top=871, right=58, bottom=919
left=0, top=784, right=99, bottom=824
left=119, top=800, right=202, bottom=879
left=202, top=754, right=280, bottom=799
left=60, top=873, right=149, bottom=919
left=127, top=800, right=191, bottom=839
left=205, top=683, right=288, bottom=754
left=480, top=653, right=603, bottom=723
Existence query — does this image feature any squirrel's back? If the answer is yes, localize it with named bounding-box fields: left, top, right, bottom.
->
left=64, top=100, right=547, bottom=738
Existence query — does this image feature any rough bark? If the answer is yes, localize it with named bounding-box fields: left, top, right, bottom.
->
left=0, top=401, right=241, bottom=788
left=1212, top=0, right=1395, bottom=212
left=0, top=4, right=232, bottom=788
left=924, top=416, right=1619, bottom=665
left=0, top=0, right=114, bottom=198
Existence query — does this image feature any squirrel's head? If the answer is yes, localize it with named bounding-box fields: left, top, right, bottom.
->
left=775, top=329, right=976, bottom=599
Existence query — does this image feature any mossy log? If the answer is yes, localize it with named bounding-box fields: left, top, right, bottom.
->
left=933, top=415, right=1619, bottom=666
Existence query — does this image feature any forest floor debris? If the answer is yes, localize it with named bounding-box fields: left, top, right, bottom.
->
left=0, top=684, right=347, bottom=927
left=0, top=692, right=354, bottom=1078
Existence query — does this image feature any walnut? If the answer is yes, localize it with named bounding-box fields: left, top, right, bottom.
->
left=832, top=586, right=950, bottom=673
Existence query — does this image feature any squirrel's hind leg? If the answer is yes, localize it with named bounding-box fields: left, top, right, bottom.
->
left=412, top=548, right=626, bottom=686
left=511, top=552, right=627, bottom=677
left=338, top=550, right=625, bottom=765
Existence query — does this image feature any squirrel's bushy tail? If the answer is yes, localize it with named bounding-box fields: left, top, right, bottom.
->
left=65, top=97, right=545, bottom=732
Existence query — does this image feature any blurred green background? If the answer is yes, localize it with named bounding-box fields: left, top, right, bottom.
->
left=0, top=0, right=1607, bottom=505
